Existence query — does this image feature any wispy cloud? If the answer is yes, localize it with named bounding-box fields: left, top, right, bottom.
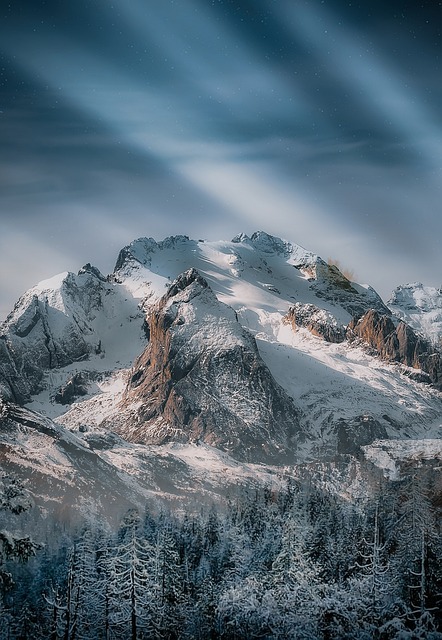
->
left=274, top=0, right=442, bottom=169
left=0, top=0, right=440, bottom=316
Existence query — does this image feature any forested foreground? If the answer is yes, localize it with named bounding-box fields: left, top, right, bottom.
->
left=1, top=467, right=441, bottom=640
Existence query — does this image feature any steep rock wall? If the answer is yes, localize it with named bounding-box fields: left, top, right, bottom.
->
left=116, top=269, right=303, bottom=463
left=348, top=310, right=442, bottom=389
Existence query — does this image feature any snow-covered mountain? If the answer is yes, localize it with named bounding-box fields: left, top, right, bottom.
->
left=0, top=264, right=145, bottom=404
left=1, top=231, right=441, bottom=524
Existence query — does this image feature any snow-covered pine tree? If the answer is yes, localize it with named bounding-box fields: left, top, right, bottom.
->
left=68, top=527, right=103, bottom=640
left=153, top=518, right=185, bottom=638
left=268, top=499, right=324, bottom=638
left=107, top=509, right=156, bottom=639
left=0, top=472, right=40, bottom=639
left=393, top=463, right=440, bottom=632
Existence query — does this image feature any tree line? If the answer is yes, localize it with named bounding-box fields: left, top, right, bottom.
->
left=1, top=464, right=441, bottom=639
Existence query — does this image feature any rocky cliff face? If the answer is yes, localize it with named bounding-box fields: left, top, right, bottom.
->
left=282, top=303, right=442, bottom=393
left=0, top=275, right=92, bottom=403
left=306, top=259, right=390, bottom=319
left=0, top=265, right=144, bottom=404
left=348, top=309, right=442, bottom=389
left=283, top=302, right=346, bottom=343
left=112, top=268, right=303, bottom=463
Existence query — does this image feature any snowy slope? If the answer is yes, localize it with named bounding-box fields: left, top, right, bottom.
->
left=113, top=231, right=387, bottom=323
left=0, top=264, right=146, bottom=413
left=0, top=230, right=440, bottom=468
left=0, top=230, right=441, bottom=529
left=0, top=400, right=289, bottom=524
left=108, top=232, right=442, bottom=453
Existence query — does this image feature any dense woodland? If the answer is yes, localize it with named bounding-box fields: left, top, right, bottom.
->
left=1, top=465, right=441, bottom=640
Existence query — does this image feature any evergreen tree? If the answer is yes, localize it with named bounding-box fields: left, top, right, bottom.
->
left=268, top=501, right=324, bottom=638
left=108, top=509, right=156, bottom=639
left=393, top=465, right=439, bottom=623
left=0, top=472, right=40, bottom=639
left=153, top=520, right=185, bottom=638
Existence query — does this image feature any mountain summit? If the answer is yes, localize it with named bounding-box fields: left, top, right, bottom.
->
left=112, top=267, right=302, bottom=463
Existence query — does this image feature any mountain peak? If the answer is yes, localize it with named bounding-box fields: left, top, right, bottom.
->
left=232, top=230, right=293, bottom=257
left=108, top=266, right=303, bottom=462
left=165, top=268, right=208, bottom=300
left=389, top=282, right=442, bottom=312
left=78, top=263, right=107, bottom=282
left=114, top=235, right=196, bottom=272
left=249, top=230, right=293, bottom=256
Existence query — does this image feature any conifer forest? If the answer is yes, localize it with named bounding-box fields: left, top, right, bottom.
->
left=1, top=465, right=441, bottom=639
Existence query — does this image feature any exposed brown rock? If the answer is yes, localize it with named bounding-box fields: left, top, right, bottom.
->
left=283, top=303, right=346, bottom=343
left=294, top=258, right=390, bottom=319
left=283, top=304, right=442, bottom=391
left=348, top=309, right=442, bottom=390
left=114, top=268, right=303, bottom=463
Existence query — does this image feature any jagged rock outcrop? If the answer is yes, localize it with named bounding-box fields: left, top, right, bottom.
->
left=298, top=258, right=390, bottom=319
left=0, top=267, right=144, bottom=402
left=78, top=263, right=108, bottom=282
left=232, top=231, right=293, bottom=257
left=348, top=309, right=442, bottom=389
left=114, top=268, right=303, bottom=463
left=54, top=372, right=89, bottom=405
left=335, top=415, right=388, bottom=455
left=282, top=302, right=442, bottom=392
left=0, top=285, right=91, bottom=402
left=283, top=303, right=346, bottom=343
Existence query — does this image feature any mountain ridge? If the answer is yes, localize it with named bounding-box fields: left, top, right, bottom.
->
left=0, top=230, right=441, bottom=523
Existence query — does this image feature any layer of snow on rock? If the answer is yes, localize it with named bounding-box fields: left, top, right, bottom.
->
left=23, top=233, right=442, bottom=455
left=389, top=282, right=442, bottom=344
left=98, top=441, right=285, bottom=497
left=255, top=318, right=442, bottom=452
left=56, top=369, right=131, bottom=429
left=16, top=268, right=146, bottom=416
left=114, top=232, right=353, bottom=325
left=362, top=438, right=442, bottom=479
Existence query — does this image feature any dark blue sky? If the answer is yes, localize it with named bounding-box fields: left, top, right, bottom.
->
left=1, top=0, right=441, bottom=317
